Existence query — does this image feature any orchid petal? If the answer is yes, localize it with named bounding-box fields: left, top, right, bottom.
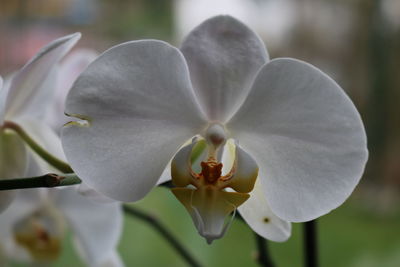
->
left=5, top=33, right=81, bottom=120
left=171, top=141, right=196, bottom=187
left=238, top=180, right=291, bottom=242
left=0, top=130, right=27, bottom=212
left=0, top=189, right=42, bottom=240
left=181, top=15, right=268, bottom=122
left=228, top=58, right=368, bottom=222
left=54, top=187, right=123, bottom=265
left=77, top=183, right=117, bottom=204
left=228, top=144, right=258, bottom=193
left=46, top=49, right=97, bottom=132
left=62, top=40, right=206, bottom=201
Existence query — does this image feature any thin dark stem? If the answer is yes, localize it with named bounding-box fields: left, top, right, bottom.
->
left=254, top=234, right=275, bottom=267
left=304, top=220, right=318, bottom=267
left=123, top=205, right=202, bottom=267
left=0, top=173, right=81, bottom=190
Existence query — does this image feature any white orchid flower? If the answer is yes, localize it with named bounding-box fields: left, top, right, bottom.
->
left=0, top=33, right=80, bottom=212
left=0, top=187, right=123, bottom=266
left=61, top=16, right=368, bottom=243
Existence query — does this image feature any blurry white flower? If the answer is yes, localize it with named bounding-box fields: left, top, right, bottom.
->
left=0, top=33, right=80, bottom=212
left=0, top=187, right=123, bottom=267
left=62, top=16, right=368, bottom=243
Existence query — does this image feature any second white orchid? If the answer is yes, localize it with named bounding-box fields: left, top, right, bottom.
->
left=61, top=16, right=368, bottom=243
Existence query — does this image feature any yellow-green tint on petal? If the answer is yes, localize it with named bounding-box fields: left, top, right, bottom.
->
left=64, top=113, right=92, bottom=127
left=172, top=187, right=249, bottom=243
left=171, top=142, right=195, bottom=187
left=0, top=129, right=27, bottom=179
left=13, top=206, right=65, bottom=262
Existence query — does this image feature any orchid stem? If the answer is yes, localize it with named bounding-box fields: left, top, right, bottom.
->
left=254, top=234, right=275, bottom=267
left=123, top=204, right=202, bottom=267
left=2, top=120, right=73, bottom=173
left=0, top=173, right=81, bottom=190
left=304, top=220, right=318, bottom=267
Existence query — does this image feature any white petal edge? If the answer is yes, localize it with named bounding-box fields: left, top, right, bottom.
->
left=228, top=58, right=368, bottom=222
left=97, top=250, right=124, bottom=267
left=238, top=180, right=291, bottom=242
left=46, top=49, right=98, bottom=132
left=54, top=187, right=123, bottom=266
left=62, top=40, right=206, bottom=202
left=181, top=15, right=269, bottom=123
left=5, top=33, right=81, bottom=120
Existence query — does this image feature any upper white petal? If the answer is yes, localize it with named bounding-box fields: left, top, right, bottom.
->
left=62, top=40, right=206, bottom=201
left=54, top=187, right=123, bottom=266
left=228, top=58, right=368, bottom=222
left=181, top=15, right=268, bottom=123
left=238, top=180, right=291, bottom=242
left=4, top=33, right=80, bottom=120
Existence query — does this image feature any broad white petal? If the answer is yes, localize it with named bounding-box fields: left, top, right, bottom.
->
left=238, top=180, right=291, bottom=242
left=5, top=33, right=81, bottom=120
left=62, top=40, right=206, bottom=201
left=46, top=49, right=98, bottom=132
left=181, top=15, right=268, bottom=122
left=54, top=187, right=123, bottom=265
left=228, top=58, right=368, bottom=222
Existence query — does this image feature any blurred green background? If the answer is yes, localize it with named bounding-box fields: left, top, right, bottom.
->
left=1, top=0, right=399, bottom=266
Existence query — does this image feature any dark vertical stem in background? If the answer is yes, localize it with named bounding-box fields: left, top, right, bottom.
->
left=304, top=220, right=318, bottom=267
left=123, top=205, right=202, bottom=267
left=255, top=234, right=275, bottom=267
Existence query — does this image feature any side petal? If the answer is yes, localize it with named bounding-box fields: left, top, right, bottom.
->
left=0, top=130, right=28, bottom=212
left=5, top=33, right=81, bottom=120
left=46, top=49, right=98, bottom=132
left=181, top=15, right=268, bottom=123
left=54, top=187, right=123, bottom=266
left=238, top=180, right=291, bottom=242
left=228, top=58, right=368, bottom=222
left=62, top=40, right=206, bottom=201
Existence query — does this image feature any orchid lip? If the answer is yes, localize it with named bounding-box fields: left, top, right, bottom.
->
left=171, top=136, right=258, bottom=243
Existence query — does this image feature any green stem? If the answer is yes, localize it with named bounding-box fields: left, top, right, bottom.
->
left=2, top=121, right=73, bottom=173
left=0, top=173, right=81, bottom=190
